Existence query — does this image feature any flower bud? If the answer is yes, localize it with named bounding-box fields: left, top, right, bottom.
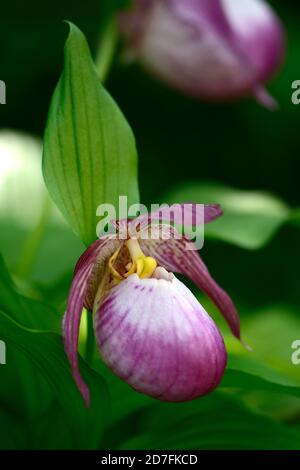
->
left=120, top=0, right=285, bottom=108
left=94, top=271, right=226, bottom=402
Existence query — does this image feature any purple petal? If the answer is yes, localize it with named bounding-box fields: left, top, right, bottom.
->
left=63, top=237, right=120, bottom=406
left=75, top=237, right=122, bottom=311
left=139, top=228, right=240, bottom=339
left=130, top=203, right=222, bottom=231
left=254, top=86, right=279, bottom=111
left=202, top=204, right=223, bottom=223
left=168, top=0, right=235, bottom=40
left=94, top=273, right=226, bottom=401
left=63, top=263, right=94, bottom=407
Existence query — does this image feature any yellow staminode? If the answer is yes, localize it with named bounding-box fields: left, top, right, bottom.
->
left=138, top=256, right=157, bottom=279
left=108, top=238, right=157, bottom=282
left=125, top=238, right=157, bottom=279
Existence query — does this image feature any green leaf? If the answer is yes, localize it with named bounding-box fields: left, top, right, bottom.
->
left=43, top=23, right=139, bottom=246
left=31, top=403, right=75, bottom=450
left=0, top=246, right=110, bottom=446
left=165, top=181, right=290, bottom=249
left=223, top=357, right=300, bottom=399
left=0, top=409, right=27, bottom=450
left=0, top=254, right=61, bottom=332
left=206, top=302, right=300, bottom=419
left=0, top=345, right=55, bottom=422
left=222, top=359, right=300, bottom=422
left=224, top=306, right=300, bottom=385
left=290, top=208, right=300, bottom=229
left=117, top=393, right=300, bottom=450
left=0, top=310, right=109, bottom=449
left=100, top=349, right=300, bottom=448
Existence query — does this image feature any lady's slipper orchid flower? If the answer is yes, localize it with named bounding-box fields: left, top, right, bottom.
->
left=119, top=0, right=285, bottom=108
left=63, top=204, right=240, bottom=406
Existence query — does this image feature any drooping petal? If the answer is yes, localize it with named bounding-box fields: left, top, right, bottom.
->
left=94, top=273, right=226, bottom=401
left=75, top=237, right=122, bottom=311
left=139, top=226, right=240, bottom=339
left=63, top=237, right=120, bottom=406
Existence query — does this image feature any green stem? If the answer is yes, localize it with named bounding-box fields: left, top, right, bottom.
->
left=95, top=18, right=119, bottom=82
left=15, top=196, right=53, bottom=279
left=84, top=310, right=95, bottom=365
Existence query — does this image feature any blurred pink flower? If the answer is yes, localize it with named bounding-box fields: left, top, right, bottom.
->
left=119, top=0, right=285, bottom=108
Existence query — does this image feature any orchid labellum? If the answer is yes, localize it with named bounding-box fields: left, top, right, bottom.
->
left=119, top=0, right=285, bottom=108
left=63, top=204, right=240, bottom=406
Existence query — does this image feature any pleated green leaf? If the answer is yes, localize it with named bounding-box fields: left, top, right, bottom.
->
left=43, top=23, right=139, bottom=246
left=0, top=310, right=109, bottom=449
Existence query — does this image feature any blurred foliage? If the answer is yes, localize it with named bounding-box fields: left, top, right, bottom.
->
left=0, top=0, right=300, bottom=451
left=0, top=131, right=84, bottom=290
left=0, top=257, right=109, bottom=449
left=116, top=394, right=300, bottom=450
left=166, top=181, right=291, bottom=249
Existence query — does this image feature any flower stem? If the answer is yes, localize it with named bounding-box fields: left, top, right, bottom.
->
left=15, top=196, right=53, bottom=279
left=95, top=18, right=119, bottom=82
left=84, top=310, right=95, bottom=365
